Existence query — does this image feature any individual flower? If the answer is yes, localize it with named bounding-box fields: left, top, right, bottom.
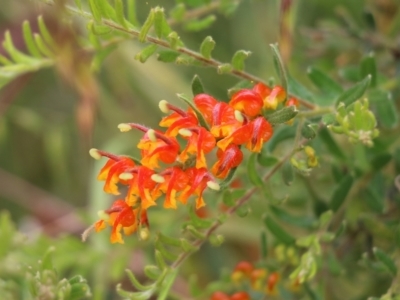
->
left=118, top=123, right=180, bottom=169
left=152, top=167, right=189, bottom=209
left=231, top=261, right=254, bottom=283
left=245, top=117, right=273, bottom=153
left=211, top=144, right=243, bottom=179
left=193, top=93, right=219, bottom=125
left=286, top=96, right=300, bottom=107
left=178, top=126, right=216, bottom=168
left=89, top=149, right=135, bottom=195
left=253, top=83, right=286, bottom=110
left=120, top=166, right=159, bottom=209
left=158, top=100, right=198, bottom=136
left=265, top=272, right=280, bottom=295
left=216, top=118, right=253, bottom=151
left=94, top=199, right=141, bottom=244
left=229, top=89, right=263, bottom=117
left=230, top=292, right=250, bottom=300
left=210, top=291, right=230, bottom=300
left=179, top=167, right=220, bottom=209
left=250, top=268, right=268, bottom=291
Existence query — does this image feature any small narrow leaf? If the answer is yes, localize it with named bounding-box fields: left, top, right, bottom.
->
left=301, top=123, right=317, bottom=140
left=260, top=231, right=268, bottom=259
left=88, top=0, right=103, bottom=22
left=257, top=152, right=279, bottom=167
left=231, top=50, right=251, bottom=71
left=270, top=43, right=288, bottom=101
left=33, top=34, right=53, bottom=57
left=200, top=36, right=215, bottom=59
left=329, top=174, right=353, bottom=212
left=266, top=106, right=298, bottom=125
left=38, top=16, right=56, bottom=49
left=157, top=270, right=178, bottom=300
left=22, top=21, right=42, bottom=58
left=360, top=53, right=377, bottom=88
left=282, top=160, right=294, bottom=186
left=335, top=75, right=371, bottom=106
left=288, top=74, right=315, bottom=102
left=139, top=9, right=155, bottom=43
left=188, top=206, right=213, bottom=229
left=144, top=265, right=161, bottom=280
left=3, top=31, right=38, bottom=64
left=191, top=75, right=204, bottom=96
left=247, top=153, right=263, bottom=186
left=96, top=0, right=117, bottom=20
left=373, top=91, right=398, bottom=129
left=264, top=215, right=295, bottom=245
left=154, top=7, right=172, bottom=38
left=0, top=54, right=12, bottom=65
left=170, top=3, right=186, bottom=22
left=134, top=44, right=158, bottom=63
left=167, top=31, right=181, bottom=49
left=157, top=50, right=180, bottom=62
left=217, top=63, right=233, bottom=74
left=125, top=269, right=153, bottom=291
left=307, top=67, right=343, bottom=100
left=158, top=232, right=181, bottom=247
left=127, top=0, right=138, bottom=26
left=373, top=247, right=397, bottom=276
left=155, top=250, right=167, bottom=270
left=184, top=15, right=216, bottom=31
left=115, top=0, right=128, bottom=29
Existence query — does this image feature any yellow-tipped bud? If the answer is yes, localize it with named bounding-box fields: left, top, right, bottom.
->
left=118, top=123, right=132, bottom=132
left=207, top=181, right=220, bottom=191
left=97, top=210, right=110, bottom=221
left=89, top=148, right=101, bottom=160
left=158, top=100, right=170, bottom=113
left=147, top=129, right=157, bottom=142
left=234, top=110, right=244, bottom=123
left=139, top=227, right=150, bottom=241
left=151, top=174, right=165, bottom=183
left=119, top=172, right=133, bottom=180
left=304, top=146, right=315, bottom=157
left=178, top=128, right=192, bottom=137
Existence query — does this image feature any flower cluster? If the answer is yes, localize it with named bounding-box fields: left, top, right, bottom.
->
left=87, top=83, right=297, bottom=243
left=210, top=260, right=301, bottom=299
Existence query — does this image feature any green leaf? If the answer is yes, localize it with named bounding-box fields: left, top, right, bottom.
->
left=126, top=0, right=138, bottom=26
left=167, top=31, right=182, bottom=49
left=264, top=215, right=295, bottom=245
left=231, top=50, right=251, bottom=71
left=134, top=44, right=158, bottom=63
left=125, top=269, right=153, bottom=291
left=335, top=75, right=371, bottom=106
left=155, top=250, right=167, bottom=270
left=169, top=3, right=186, bottom=22
left=267, top=126, right=296, bottom=152
left=271, top=206, right=315, bottom=228
left=319, top=127, right=346, bottom=161
left=191, top=75, right=204, bottom=96
left=282, top=160, right=294, bottom=186
left=33, top=34, right=53, bottom=57
left=38, top=16, right=56, bottom=49
left=96, top=0, right=117, bottom=20
left=91, top=44, right=117, bottom=71
left=370, top=152, right=391, bottom=171
left=88, top=0, right=103, bottom=22
left=301, top=122, right=317, bottom=140
left=157, top=50, right=180, bottom=63
left=270, top=43, right=288, bottom=101
left=287, top=74, right=315, bottom=102
left=370, top=91, right=399, bottom=129
left=74, top=0, right=82, bottom=10
left=2, top=31, right=39, bottom=64
left=188, top=205, right=213, bottom=229
left=217, top=63, right=233, bottom=74
left=329, top=174, right=353, bottom=212
left=40, top=247, right=55, bottom=271
left=373, top=247, right=397, bottom=276
left=257, top=152, right=279, bottom=167
left=199, top=36, right=215, bottom=59
left=139, top=9, right=155, bottom=42
left=364, top=173, right=385, bottom=212
left=157, top=232, right=181, bottom=247
left=22, top=21, right=42, bottom=58
left=157, top=269, right=178, bottom=300
left=360, top=53, right=377, bottom=88
left=260, top=231, right=268, bottom=259
left=307, top=67, right=343, bottom=101
left=114, top=0, right=128, bottom=29
left=266, top=105, right=298, bottom=125
left=184, top=15, right=216, bottom=31
left=248, top=153, right=263, bottom=186
left=154, top=6, right=172, bottom=38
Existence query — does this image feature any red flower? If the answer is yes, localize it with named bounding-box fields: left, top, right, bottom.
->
left=179, top=167, right=219, bottom=209
left=211, top=144, right=243, bottom=178
left=216, top=121, right=253, bottom=151
left=179, top=127, right=216, bottom=168
left=230, top=292, right=250, bottom=300
left=245, top=117, right=273, bottom=153
left=159, top=101, right=198, bottom=136
left=229, top=89, right=263, bottom=117
left=210, top=291, right=230, bottom=300
left=286, top=96, right=300, bottom=107
left=94, top=199, right=139, bottom=244
left=253, top=83, right=286, bottom=110
left=266, top=272, right=280, bottom=295
left=152, top=167, right=189, bottom=209
left=193, top=93, right=219, bottom=125
left=90, top=149, right=135, bottom=195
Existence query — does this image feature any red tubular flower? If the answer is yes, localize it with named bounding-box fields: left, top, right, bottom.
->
left=216, top=121, right=253, bottom=151
left=209, top=102, right=241, bottom=139
left=211, top=144, right=243, bottom=178
left=159, top=101, right=198, bottom=136
left=229, top=89, right=263, bottom=117
left=193, top=93, right=219, bottom=125
left=122, top=166, right=159, bottom=209
left=266, top=272, right=280, bottom=295
left=253, top=83, right=286, bottom=110
left=90, top=149, right=136, bottom=195
left=245, top=117, right=273, bottom=153
left=230, top=292, right=250, bottom=300
left=179, top=167, right=219, bottom=209
left=152, top=167, right=189, bottom=209
left=286, top=96, right=300, bottom=107
left=179, top=127, right=216, bottom=168
left=253, top=82, right=272, bottom=99
left=94, top=199, right=138, bottom=244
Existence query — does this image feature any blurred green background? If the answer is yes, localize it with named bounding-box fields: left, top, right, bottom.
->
left=0, top=0, right=399, bottom=299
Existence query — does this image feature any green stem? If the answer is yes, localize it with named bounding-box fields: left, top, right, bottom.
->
left=297, top=106, right=334, bottom=118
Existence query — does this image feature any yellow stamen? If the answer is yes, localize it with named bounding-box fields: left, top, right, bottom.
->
left=178, top=128, right=192, bottom=137
left=119, top=172, right=134, bottom=180
left=89, top=148, right=101, bottom=160
left=234, top=110, right=244, bottom=123
left=159, top=100, right=170, bottom=113
left=118, top=123, right=132, bottom=132
left=147, top=129, right=157, bottom=142
left=207, top=181, right=220, bottom=191
left=151, top=174, right=165, bottom=183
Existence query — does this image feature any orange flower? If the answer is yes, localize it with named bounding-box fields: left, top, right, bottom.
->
left=193, top=93, right=219, bottom=125
left=210, top=291, right=230, bottom=300
left=152, top=167, right=189, bottom=209
left=286, top=96, right=300, bottom=107
left=90, top=149, right=136, bottom=195
left=211, top=144, right=243, bottom=178
left=266, top=272, right=280, bottom=295
left=179, top=127, right=216, bottom=168
left=159, top=101, right=198, bottom=136
left=230, top=292, right=250, bottom=300
left=94, top=199, right=139, bottom=244
left=216, top=121, right=253, bottom=151
left=179, top=167, right=219, bottom=209
left=229, top=89, right=263, bottom=117
left=122, top=166, right=159, bottom=209
left=253, top=83, right=286, bottom=110
left=245, top=117, right=273, bottom=153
